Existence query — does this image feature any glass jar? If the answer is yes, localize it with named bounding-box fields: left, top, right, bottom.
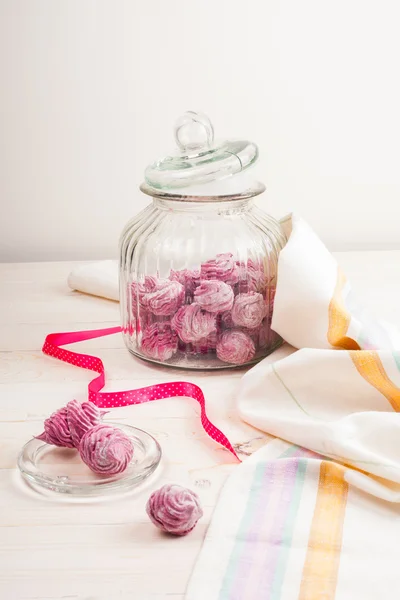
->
left=119, top=112, right=286, bottom=369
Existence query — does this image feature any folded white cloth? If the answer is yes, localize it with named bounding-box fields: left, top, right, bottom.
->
left=67, top=260, right=119, bottom=301
left=239, top=214, right=400, bottom=488
left=186, top=215, right=400, bottom=600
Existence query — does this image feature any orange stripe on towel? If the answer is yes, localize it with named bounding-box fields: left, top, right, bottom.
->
left=327, top=267, right=360, bottom=350
left=299, top=462, right=348, bottom=600
left=350, top=350, right=400, bottom=412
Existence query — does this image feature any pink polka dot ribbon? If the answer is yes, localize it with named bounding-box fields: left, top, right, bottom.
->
left=42, top=326, right=239, bottom=461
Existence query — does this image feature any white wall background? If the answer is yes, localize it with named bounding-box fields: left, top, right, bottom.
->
left=1, top=0, right=400, bottom=262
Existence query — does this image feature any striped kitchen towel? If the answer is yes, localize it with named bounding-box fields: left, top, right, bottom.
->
left=186, top=215, right=400, bottom=599
left=186, top=439, right=400, bottom=600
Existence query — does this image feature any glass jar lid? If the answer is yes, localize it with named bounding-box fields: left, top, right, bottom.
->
left=144, top=111, right=259, bottom=191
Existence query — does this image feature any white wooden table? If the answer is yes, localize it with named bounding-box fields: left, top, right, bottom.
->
left=1, top=253, right=399, bottom=600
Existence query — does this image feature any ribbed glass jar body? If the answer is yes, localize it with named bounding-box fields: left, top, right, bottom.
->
left=119, top=195, right=286, bottom=369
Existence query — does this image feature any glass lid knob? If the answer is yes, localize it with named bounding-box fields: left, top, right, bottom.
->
left=174, top=111, right=215, bottom=154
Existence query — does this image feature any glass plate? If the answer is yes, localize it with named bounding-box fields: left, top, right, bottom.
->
left=18, top=423, right=162, bottom=497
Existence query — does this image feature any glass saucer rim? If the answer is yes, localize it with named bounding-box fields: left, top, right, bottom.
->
left=17, top=423, right=162, bottom=497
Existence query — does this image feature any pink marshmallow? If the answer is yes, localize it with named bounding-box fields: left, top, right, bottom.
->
left=200, top=252, right=239, bottom=285
left=37, top=400, right=105, bottom=449
left=142, top=279, right=185, bottom=316
left=216, top=329, right=256, bottom=365
left=171, top=303, right=217, bottom=343
left=146, top=484, right=203, bottom=536
left=141, top=322, right=178, bottom=361
left=193, top=280, right=234, bottom=313
left=79, top=424, right=134, bottom=475
left=231, top=292, right=267, bottom=329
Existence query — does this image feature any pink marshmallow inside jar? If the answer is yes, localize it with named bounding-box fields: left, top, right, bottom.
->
left=119, top=111, right=286, bottom=369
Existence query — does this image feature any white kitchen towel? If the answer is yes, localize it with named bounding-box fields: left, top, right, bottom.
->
left=67, top=260, right=119, bottom=301
left=185, top=438, right=400, bottom=600
left=185, top=214, right=400, bottom=599
left=238, top=214, right=400, bottom=487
